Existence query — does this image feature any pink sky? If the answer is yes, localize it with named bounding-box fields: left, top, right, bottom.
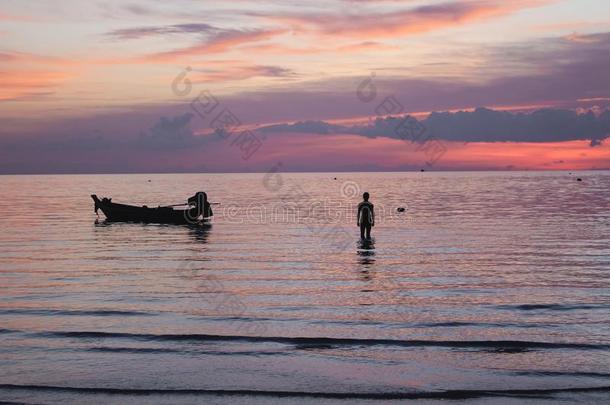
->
left=0, top=0, right=609, bottom=172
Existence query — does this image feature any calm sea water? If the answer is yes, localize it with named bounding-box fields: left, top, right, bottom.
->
left=0, top=171, right=609, bottom=404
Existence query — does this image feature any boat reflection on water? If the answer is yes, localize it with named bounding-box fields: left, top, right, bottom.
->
left=188, top=223, right=211, bottom=243
left=93, top=219, right=211, bottom=244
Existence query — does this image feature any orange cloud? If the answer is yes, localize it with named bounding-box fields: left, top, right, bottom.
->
left=143, top=29, right=287, bottom=63
left=0, top=51, right=78, bottom=67
left=563, top=32, right=602, bottom=43
left=336, top=41, right=400, bottom=53
left=241, top=40, right=397, bottom=55
left=0, top=70, right=71, bottom=101
left=238, top=43, right=322, bottom=55
left=0, top=11, right=39, bottom=24
left=0, top=12, right=24, bottom=21
left=0, top=52, right=85, bottom=101
left=266, top=0, right=552, bottom=39
left=190, top=63, right=295, bottom=83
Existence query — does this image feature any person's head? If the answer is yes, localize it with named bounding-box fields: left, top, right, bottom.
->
left=363, top=192, right=369, bottom=201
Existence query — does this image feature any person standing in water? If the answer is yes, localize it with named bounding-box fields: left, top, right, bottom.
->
left=357, top=192, right=375, bottom=240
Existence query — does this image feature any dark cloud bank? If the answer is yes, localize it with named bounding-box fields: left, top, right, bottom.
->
left=259, top=107, right=610, bottom=147
left=1, top=107, right=608, bottom=173
left=35, top=106, right=610, bottom=153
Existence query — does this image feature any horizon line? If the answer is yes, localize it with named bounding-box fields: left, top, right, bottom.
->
left=1, top=168, right=609, bottom=176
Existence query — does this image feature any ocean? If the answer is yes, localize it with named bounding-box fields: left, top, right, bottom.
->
left=0, top=171, right=609, bottom=404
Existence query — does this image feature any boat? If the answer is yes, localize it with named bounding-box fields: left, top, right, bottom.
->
left=91, top=192, right=213, bottom=225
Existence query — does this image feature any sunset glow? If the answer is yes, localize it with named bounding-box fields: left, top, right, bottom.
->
left=1, top=0, right=609, bottom=172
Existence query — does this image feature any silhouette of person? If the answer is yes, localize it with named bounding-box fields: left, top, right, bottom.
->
left=357, top=192, right=374, bottom=240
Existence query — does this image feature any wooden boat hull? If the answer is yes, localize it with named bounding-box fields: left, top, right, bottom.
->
left=91, top=194, right=211, bottom=225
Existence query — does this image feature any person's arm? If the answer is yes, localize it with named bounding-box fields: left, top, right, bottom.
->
left=371, top=204, right=375, bottom=226
left=357, top=204, right=361, bottom=226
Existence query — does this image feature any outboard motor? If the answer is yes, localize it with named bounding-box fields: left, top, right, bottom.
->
left=187, top=192, right=206, bottom=208
left=91, top=194, right=101, bottom=214
left=186, top=192, right=212, bottom=219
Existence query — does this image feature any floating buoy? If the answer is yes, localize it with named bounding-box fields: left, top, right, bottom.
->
left=397, top=207, right=406, bottom=212
left=420, top=169, right=425, bottom=172
left=577, top=178, right=582, bottom=182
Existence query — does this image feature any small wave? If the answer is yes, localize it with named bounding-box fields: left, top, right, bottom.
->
left=307, top=320, right=548, bottom=329
left=87, top=347, right=178, bottom=354
left=509, top=370, right=610, bottom=378
left=0, top=309, right=155, bottom=317
left=33, top=330, right=610, bottom=351
left=495, top=304, right=609, bottom=311
left=87, top=347, right=287, bottom=356
left=0, top=384, right=608, bottom=400
left=410, top=321, right=548, bottom=329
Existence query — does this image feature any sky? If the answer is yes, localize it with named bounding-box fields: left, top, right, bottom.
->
left=1, top=0, right=609, bottom=173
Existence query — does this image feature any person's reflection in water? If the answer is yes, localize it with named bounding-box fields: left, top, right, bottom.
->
left=357, top=238, right=375, bottom=280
